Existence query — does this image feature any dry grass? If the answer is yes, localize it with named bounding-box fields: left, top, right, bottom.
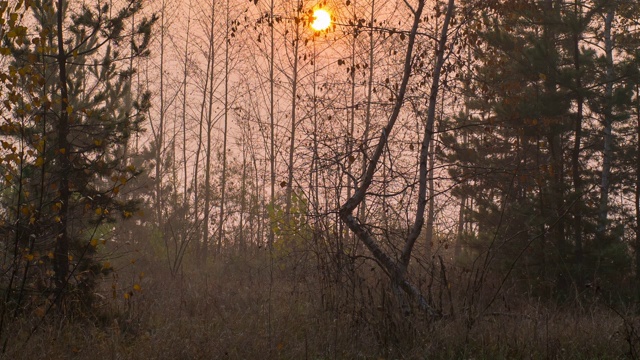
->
left=2, top=252, right=638, bottom=359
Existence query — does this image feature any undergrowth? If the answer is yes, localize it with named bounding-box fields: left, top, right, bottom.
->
left=1, top=250, right=638, bottom=359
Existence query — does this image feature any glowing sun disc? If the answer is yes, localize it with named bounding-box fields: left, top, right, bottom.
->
left=311, top=9, right=331, bottom=31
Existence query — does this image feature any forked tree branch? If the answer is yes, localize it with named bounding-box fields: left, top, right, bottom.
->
left=339, top=0, right=456, bottom=315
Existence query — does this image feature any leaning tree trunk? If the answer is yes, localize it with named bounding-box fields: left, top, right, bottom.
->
left=339, top=0, right=455, bottom=315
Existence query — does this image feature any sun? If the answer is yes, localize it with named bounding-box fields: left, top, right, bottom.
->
left=311, top=9, right=331, bottom=31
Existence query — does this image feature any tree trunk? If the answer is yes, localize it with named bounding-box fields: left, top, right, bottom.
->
left=635, top=84, right=640, bottom=298
left=53, top=0, right=71, bottom=292
left=570, top=0, right=584, bottom=286
left=268, top=0, right=276, bottom=248
left=202, top=0, right=216, bottom=263
left=181, top=0, right=192, bottom=208
left=217, top=1, right=230, bottom=256
left=285, top=12, right=300, bottom=227
left=339, top=0, right=455, bottom=315
left=425, top=138, right=436, bottom=259
left=155, top=0, right=166, bottom=225
left=359, top=0, right=376, bottom=223
left=597, top=7, right=615, bottom=241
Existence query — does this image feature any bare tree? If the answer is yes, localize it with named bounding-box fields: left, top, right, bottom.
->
left=339, top=0, right=455, bottom=314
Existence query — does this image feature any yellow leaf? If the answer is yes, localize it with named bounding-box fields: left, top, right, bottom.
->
left=66, top=105, right=72, bottom=114
left=35, top=156, right=44, bottom=166
left=25, top=254, right=33, bottom=261
left=68, top=255, right=73, bottom=261
left=59, top=148, right=65, bottom=154
left=47, top=251, right=54, bottom=259
left=103, top=261, right=111, bottom=269
left=133, top=284, right=141, bottom=292
left=95, top=208, right=102, bottom=215
left=4, top=174, right=12, bottom=182
left=124, top=292, right=131, bottom=300
left=93, top=139, right=102, bottom=146
left=90, top=239, right=98, bottom=247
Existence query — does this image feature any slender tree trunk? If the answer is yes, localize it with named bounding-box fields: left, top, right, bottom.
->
left=311, top=38, right=319, bottom=220
left=425, top=138, right=436, bottom=259
left=268, top=0, right=276, bottom=248
left=54, top=0, right=71, bottom=292
left=359, top=0, right=375, bottom=223
left=156, top=0, right=166, bottom=225
left=402, top=0, right=455, bottom=270
left=339, top=0, right=453, bottom=315
left=202, top=0, right=216, bottom=263
left=597, top=7, right=615, bottom=241
left=346, top=0, right=357, bottom=245
left=571, top=0, right=584, bottom=285
left=454, top=196, right=465, bottom=260
left=182, top=0, right=192, bottom=208
left=217, top=1, right=230, bottom=256
left=310, top=37, right=320, bottom=247
left=240, top=136, right=247, bottom=252
left=455, top=48, right=472, bottom=261
left=635, top=84, right=640, bottom=298
left=285, top=13, right=300, bottom=227
left=542, top=0, right=566, bottom=278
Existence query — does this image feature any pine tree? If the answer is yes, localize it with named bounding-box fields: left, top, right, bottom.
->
left=443, top=0, right=634, bottom=296
left=0, top=0, right=155, bottom=313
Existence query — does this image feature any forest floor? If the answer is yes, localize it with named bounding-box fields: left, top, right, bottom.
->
left=4, top=251, right=639, bottom=359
